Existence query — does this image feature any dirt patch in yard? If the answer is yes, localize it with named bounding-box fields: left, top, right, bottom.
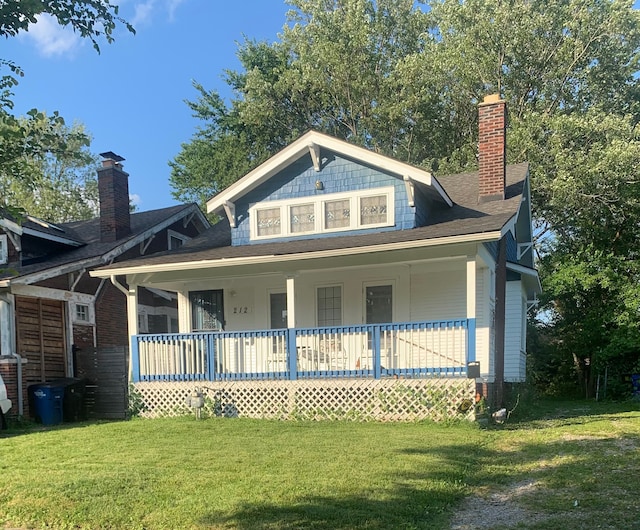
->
left=449, top=480, right=547, bottom=529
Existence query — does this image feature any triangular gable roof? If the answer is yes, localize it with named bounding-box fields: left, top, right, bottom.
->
left=206, top=130, right=453, bottom=215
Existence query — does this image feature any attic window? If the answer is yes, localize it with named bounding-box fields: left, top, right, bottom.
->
left=0, top=234, right=7, bottom=264
left=256, top=207, right=282, bottom=237
left=168, top=229, right=190, bottom=250
left=250, top=187, right=394, bottom=240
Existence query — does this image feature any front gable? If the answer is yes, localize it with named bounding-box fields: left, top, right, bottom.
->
left=232, top=152, right=420, bottom=245
left=207, top=131, right=452, bottom=246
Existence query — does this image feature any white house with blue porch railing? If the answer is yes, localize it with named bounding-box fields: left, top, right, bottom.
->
left=91, top=94, right=540, bottom=420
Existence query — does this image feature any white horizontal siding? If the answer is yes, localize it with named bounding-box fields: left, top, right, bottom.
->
left=505, top=280, right=525, bottom=382
left=409, top=269, right=465, bottom=321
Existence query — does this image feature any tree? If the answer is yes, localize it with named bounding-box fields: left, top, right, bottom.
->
left=1, top=115, right=99, bottom=222
left=0, top=1, right=134, bottom=214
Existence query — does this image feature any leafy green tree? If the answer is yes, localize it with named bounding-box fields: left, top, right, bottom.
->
left=0, top=1, right=133, bottom=214
left=1, top=115, right=99, bottom=222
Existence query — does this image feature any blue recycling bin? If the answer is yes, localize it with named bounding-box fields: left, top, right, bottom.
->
left=29, top=383, right=65, bottom=425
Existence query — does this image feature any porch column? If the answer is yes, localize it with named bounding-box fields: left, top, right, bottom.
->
left=127, top=284, right=140, bottom=382
left=286, top=275, right=297, bottom=380
left=466, top=256, right=477, bottom=364
left=286, top=275, right=297, bottom=328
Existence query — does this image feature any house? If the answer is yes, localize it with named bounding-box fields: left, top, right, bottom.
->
left=0, top=154, right=210, bottom=419
left=90, top=95, right=540, bottom=421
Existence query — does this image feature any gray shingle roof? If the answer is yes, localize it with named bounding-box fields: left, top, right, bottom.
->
left=1, top=204, right=198, bottom=280
left=94, top=163, right=528, bottom=272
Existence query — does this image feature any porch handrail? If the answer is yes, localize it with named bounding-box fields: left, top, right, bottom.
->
left=131, top=319, right=475, bottom=382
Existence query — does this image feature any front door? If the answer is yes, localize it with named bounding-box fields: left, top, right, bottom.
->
left=270, top=293, right=287, bottom=329
left=189, top=290, right=224, bottom=331
left=365, top=284, right=393, bottom=324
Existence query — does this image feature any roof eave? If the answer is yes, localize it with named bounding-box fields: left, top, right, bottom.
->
left=90, top=229, right=502, bottom=278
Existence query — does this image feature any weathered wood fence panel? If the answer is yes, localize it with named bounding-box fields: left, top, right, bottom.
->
left=76, top=346, right=128, bottom=419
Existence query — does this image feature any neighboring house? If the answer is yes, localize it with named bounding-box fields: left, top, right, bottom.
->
left=0, top=154, right=210, bottom=418
left=91, top=95, right=540, bottom=421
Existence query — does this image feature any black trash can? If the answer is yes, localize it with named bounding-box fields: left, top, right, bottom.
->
left=49, top=378, right=88, bottom=422
left=28, top=383, right=65, bottom=425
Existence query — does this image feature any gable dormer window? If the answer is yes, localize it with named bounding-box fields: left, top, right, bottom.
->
left=256, top=207, right=282, bottom=237
left=250, top=187, right=394, bottom=240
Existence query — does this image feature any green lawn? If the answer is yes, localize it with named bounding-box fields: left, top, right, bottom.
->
left=1, top=399, right=639, bottom=530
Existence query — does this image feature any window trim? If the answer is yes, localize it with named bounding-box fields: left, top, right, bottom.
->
left=250, top=187, right=394, bottom=241
left=167, top=229, right=191, bottom=250
left=73, top=302, right=95, bottom=325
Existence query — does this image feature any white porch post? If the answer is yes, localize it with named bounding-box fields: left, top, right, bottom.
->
left=127, top=283, right=139, bottom=382
left=286, top=275, right=297, bottom=328
left=177, top=291, right=190, bottom=333
left=466, top=255, right=477, bottom=364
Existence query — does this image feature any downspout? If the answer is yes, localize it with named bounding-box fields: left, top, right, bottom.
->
left=110, top=275, right=129, bottom=297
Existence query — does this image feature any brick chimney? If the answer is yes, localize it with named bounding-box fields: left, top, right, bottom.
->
left=98, top=152, right=130, bottom=242
left=478, top=94, right=507, bottom=203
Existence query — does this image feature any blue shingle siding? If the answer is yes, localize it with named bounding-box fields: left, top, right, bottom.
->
left=231, top=152, right=416, bottom=246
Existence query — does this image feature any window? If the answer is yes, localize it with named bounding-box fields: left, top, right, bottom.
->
left=0, top=234, right=7, bottom=264
left=190, top=290, right=224, bottom=331
left=250, top=187, right=394, bottom=240
left=256, top=207, right=281, bottom=237
left=324, top=199, right=350, bottom=229
left=290, top=203, right=314, bottom=234
left=75, top=304, right=89, bottom=322
left=360, top=195, right=387, bottom=226
left=167, top=230, right=190, bottom=250
left=137, top=311, right=149, bottom=333
left=317, top=286, right=342, bottom=326
left=72, top=302, right=94, bottom=325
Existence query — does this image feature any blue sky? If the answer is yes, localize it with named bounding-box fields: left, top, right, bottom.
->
left=4, top=0, right=292, bottom=211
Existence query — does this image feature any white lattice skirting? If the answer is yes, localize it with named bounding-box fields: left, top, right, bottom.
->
left=132, top=378, right=476, bottom=422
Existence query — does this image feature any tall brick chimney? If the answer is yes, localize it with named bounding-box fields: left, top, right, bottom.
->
left=478, top=94, right=507, bottom=203
left=98, top=152, right=130, bottom=242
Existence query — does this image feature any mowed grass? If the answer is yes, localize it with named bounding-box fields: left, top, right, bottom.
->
left=1, top=399, right=639, bottom=530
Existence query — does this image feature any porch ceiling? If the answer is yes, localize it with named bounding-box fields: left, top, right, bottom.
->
left=127, top=241, right=478, bottom=290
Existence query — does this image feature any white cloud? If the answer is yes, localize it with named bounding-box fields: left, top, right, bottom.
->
left=130, top=193, right=142, bottom=207
left=130, top=0, right=187, bottom=27
left=166, top=0, right=187, bottom=21
left=28, top=14, right=83, bottom=57
left=131, top=0, right=156, bottom=28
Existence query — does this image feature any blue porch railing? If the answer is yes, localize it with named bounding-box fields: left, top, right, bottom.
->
left=131, top=319, right=476, bottom=383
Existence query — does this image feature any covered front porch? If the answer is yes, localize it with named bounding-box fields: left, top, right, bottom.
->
left=116, top=240, right=495, bottom=385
